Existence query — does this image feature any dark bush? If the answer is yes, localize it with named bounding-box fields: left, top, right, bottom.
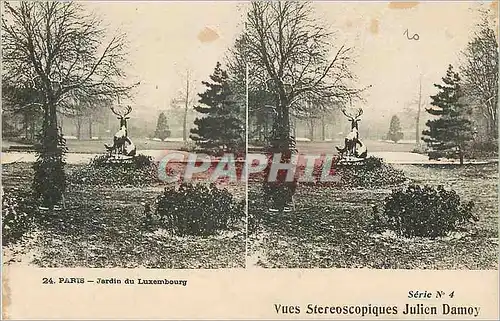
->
left=155, top=183, right=244, bottom=236
left=428, top=150, right=445, bottom=160
left=377, top=184, right=476, bottom=238
left=363, top=156, right=383, bottom=171
left=178, top=141, right=197, bottom=153
left=262, top=181, right=297, bottom=210
left=68, top=154, right=159, bottom=187
left=466, top=139, right=498, bottom=159
left=90, top=154, right=154, bottom=169
left=411, top=144, right=428, bottom=155
left=68, top=166, right=159, bottom=187
left=249, top=156, right=407, bottom=188
left=133, top=154, right=154, bottom=169
left=338, top=157, right=407, bottom=188
left=2, top=188, right=38, bottom=245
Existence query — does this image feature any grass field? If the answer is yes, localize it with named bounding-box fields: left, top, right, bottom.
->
left=2, top=162, right=245, bottom=268
left=248, top=163, right=498, bottom=269
left=294, top=140, right=416, bottom=153
left=3, top=138, right=416, bottom=154
left=2, top=138, right=186, bottom=154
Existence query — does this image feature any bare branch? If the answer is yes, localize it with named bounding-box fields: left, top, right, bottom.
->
left=242, top=0, right=364, bottom=120
left=2, top=1, right=135, bottom=120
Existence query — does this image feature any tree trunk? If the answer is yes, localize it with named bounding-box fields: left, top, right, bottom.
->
left=183, top=72, right=190, bottom=142
left=489, top=115, right=498, bottom=140
left=40, top=101, right=59, bottom=152
left=49, top=103, right=59, bottom=150
left=35, top=101, right=64, bottom=208
left=292, top=117, right=297, bottom=138
left=24, top=113, right=29, bottom=139
left=76, top=115, right=82, bottom=140
left=321, top=116, right=326, bottom=141
left=30, top=117, right=39, bottom=141
left=282, top=103, right=290, bottom=137
left=59, top=113, right=64, bottom=132
left=30, top=118, right=36, bottom=141
left=308, top=118, right=314, bottom=141
left=263, top=113, right=269, bottom=142
left=88, top=115, right=93, bottom=139
left=416, top=77, right=422, bottom=146
left=183, top=106, right=188, bottom=142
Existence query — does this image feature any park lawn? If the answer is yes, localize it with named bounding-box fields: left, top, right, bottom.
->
left=65, top=138, right=186, bottom=154
left=248, top=163, right=498, bottom=269
left=2, top=138, right=185, bottom=153
left=294, top=140, right=416, bottom=153
left=2, top=162, right=245, bottom=268
left=3, top=138, right=414, bottom=154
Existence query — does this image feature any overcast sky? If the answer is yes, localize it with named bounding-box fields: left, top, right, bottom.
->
left=84, top=1, right=496, bottom=126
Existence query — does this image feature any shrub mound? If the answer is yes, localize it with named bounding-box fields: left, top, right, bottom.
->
left=374, top=184, right=476, bottom=238
left=292, top=156, right=407, bottom=188
left=250, top=156, right=406, bottom=188
left=155, top=183, right=244, bottom=236
left=68, top=154, right=159, bottom=187
left=89, top=154, right=154, bottom=169
left=338, top=156, right=407, bottom=188
left=2, top=188, right=38, bottom=245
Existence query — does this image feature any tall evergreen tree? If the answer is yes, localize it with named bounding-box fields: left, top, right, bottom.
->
left=387, top=115, right=404, bottom=143
left=190, top=62, right=244, bottom=154
left=154, top=112, right=171, bottom=140
left=422, top=65, right=473, bottom=165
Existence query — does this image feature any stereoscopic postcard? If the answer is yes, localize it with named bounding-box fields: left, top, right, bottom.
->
left=1, top=0, right=498, bottom=319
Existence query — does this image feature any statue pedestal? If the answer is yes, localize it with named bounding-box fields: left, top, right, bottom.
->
left=103, top=154, right=134, bottom=164
left=336, top=156, right=366, bottom=166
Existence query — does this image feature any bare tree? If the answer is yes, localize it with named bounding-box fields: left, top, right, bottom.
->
left=170, top=70, right=196, bottom=141
left=182, top=71, right=191, bottom=142
left=226, top=35, right=273, bottom=144
left=2, top=81, right=44, bottom=141
left=60, top=95, right=112, bottom=139
left=2, top=1, right=136, bottom=207
left=404, top=76, right=427, bottom=146
left=2, top=1, right=136, bottom=146
left=460, top=13, right=498, bottom=140
left=243, top=1, right=365, bottom=148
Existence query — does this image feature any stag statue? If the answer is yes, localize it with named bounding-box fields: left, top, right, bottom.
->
left=336, top=108, right=367, bottom=159
left=104, top=105, right=136, bottom=157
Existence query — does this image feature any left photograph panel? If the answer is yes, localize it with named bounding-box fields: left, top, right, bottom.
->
left=2, top=1, right=247, bottom=268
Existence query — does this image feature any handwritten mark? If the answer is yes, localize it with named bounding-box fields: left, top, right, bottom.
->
left=404, top=29, right=420, bottom=41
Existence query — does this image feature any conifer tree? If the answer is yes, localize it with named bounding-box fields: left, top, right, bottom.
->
left=190, top=62, right=244, bottom=154
left=154, top=112, right=170, bottom=140
left=387, top=115, right=404, bottom=143
left=422, top=65, right=473, bottom=165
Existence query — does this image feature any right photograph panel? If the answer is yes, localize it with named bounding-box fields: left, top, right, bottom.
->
left=245, top=1, right=498, bottom=269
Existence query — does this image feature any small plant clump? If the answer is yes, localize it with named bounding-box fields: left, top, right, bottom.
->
left=2, top=188, right=38, bottom=245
